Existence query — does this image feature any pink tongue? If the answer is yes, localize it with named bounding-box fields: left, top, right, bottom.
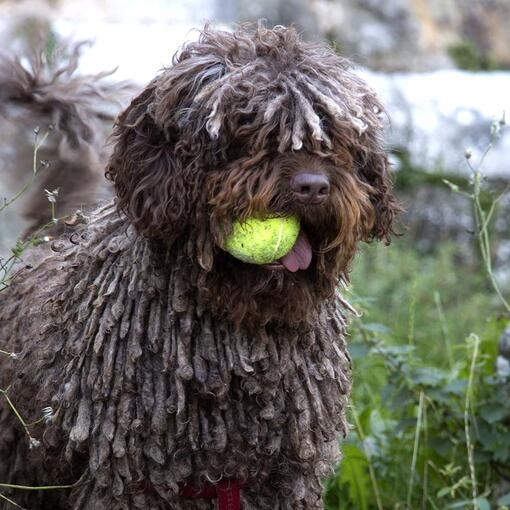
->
left=280, top=231, right=313, bottom=272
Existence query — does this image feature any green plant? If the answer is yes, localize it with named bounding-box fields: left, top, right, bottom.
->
left=326, top=295, right=508, bottom=509
left=325, top=117, right=510, bottom=509
left=445, top=114, right=509, bottom=314
left=447, top=40, right=499, bottom=72
left=0, top=125, right=74, bottom=508
left=0, top=126, right=53, bottom=292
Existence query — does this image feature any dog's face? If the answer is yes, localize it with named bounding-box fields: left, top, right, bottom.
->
left=207, top=151, right=375, bottom=273
left=106, top=25, right=399, bottom=327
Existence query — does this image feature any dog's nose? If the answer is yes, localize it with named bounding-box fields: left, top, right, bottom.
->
left=290, top=172, right=330, bottom=205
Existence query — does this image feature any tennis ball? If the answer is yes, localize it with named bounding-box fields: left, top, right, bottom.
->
left=224, top=215, right=300, bottom=264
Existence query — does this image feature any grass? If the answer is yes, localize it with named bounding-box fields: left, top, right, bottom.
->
left=325, top=237, right=508, bottom=509
left=350, top=238, right=499, bottom=365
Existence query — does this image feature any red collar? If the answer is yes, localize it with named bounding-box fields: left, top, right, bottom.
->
left=180, top=479, right=246, bottom=510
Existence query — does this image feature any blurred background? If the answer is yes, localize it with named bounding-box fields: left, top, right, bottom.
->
left=1, top=0, right=510, bottom=508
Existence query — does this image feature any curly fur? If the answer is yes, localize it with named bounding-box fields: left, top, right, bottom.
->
left=0, top=41, right=134, bottom=237
left=0, top=24, right=399, bottom=509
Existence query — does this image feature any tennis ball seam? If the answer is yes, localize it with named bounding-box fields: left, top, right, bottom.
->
left=271, top=220, right=285, bottom=261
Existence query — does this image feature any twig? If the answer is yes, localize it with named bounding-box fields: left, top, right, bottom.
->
left=471, top=170, right=510, bottom=313
left=1, top=217, right=61, bottom=291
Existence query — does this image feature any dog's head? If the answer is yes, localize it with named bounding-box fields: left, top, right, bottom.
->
left=106, top=24, right=399, bottom=327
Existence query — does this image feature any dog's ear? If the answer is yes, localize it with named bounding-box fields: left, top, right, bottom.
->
left=358, top=149, right=400, bottom=242
left=106, top=84, right=196, bottom=240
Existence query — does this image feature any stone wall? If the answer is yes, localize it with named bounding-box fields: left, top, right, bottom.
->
left=232, top=0, right=510, bottom=71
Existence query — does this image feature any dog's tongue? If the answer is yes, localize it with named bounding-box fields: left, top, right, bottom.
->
left=280, top=231, right=313, bottom=272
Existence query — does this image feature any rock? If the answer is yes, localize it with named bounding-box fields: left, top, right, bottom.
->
left=229, top=0, right=320, bottom=38
left=360, top=69, right=510, bottom=178
left=399, top=186, right=474, bottom=253
left=312, top=0, right=510, bottom=71
left=229, top=0, right=510, bottom=71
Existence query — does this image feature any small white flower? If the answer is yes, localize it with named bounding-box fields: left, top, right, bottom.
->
left=44, top=188, right=59, bottom=203
left=29, top=437, right=41, bottom=449
left=42, top=406, right=54, bottom=424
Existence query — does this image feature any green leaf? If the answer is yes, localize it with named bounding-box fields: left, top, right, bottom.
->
left=447, top=500, right=474, bottom=509
left=474, top=497, right=491, bottom=510
left=337, top=443, right=372, bottom=510
left=377, top=345, right=415, bottom=357
left=493, top=443, right=510, bottom=463
left=443, top=379, right=468, bottom=395
left=437, top=487, right=452, bottom=499
left=428, top=437, right=454, bottom=457
left=410, top=367, right=448, bottom=387
left=479, top=403, right=508, bottom=424
left=360, top=322, right=391, bottom=334
left=447, top=499, right=490, bottom=510
left=498, top=492, right=510, bottom=505
left=443, top=179, right=460, bottom=192
left=349, top=343, right=371, bottom=360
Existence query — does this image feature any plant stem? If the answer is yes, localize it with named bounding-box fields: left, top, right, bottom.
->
left=0, top=483, right=75, bottom=491
left=434, top=291, right=453, bottom=369
left=1, top=217, right=61, bottom=291
left=465, top=119, right=510, bottom=314
left=407, top=391, right=425, bottom=508
left=471, top=173, right=510, bottom=313
left=0, top=492, right=25, bottom=509
left=421, top=401, right=429, bottom=510
left=0, top=390, right=33, bottom=442
left=0, top=129, right=51, bottom=214
left=408, top=278, right=417, bottom=345
left=464, top=334, right=480, bottom=507
left=351, top=403, right=384, bottom=510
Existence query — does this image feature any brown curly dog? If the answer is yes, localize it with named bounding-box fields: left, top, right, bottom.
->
left=0, top=24, right=398, bottom=510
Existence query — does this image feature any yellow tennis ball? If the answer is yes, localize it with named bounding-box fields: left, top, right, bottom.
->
left=224, top=215, right=300, bottom=264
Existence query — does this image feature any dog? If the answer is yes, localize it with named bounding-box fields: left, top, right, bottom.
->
left=0, top=40, right=134, bottom=241
left=0, top=24, right=398, bottom=509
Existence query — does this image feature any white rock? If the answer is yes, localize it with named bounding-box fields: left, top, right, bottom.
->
left=360, top=69, right=510, bottom=177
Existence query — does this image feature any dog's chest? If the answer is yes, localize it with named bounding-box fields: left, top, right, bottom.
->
left=5, top=222, right=350, bottom=492
left=34, top=277, right=349, bottom=491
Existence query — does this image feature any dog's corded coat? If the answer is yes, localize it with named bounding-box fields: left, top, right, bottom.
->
left=0, top=25, right=398, bottom=509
